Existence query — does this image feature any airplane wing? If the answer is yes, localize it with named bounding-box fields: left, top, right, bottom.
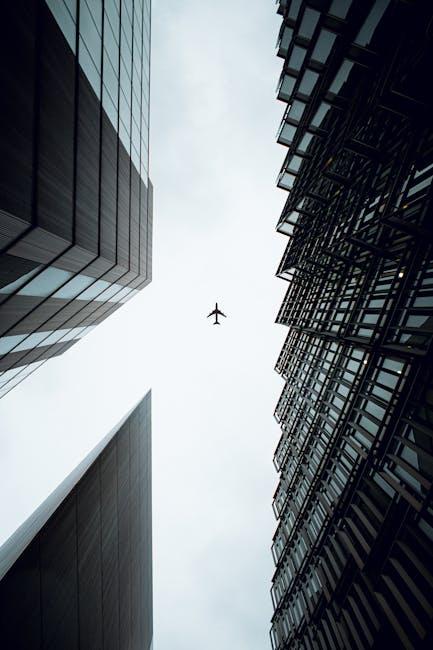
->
left=207, top=309, right=217, bottom=318
left=219, top=310, right=227, bottom=318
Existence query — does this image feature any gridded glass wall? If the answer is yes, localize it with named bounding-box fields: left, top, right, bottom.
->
left=46, top=0, right=150, bottom=181
left=271, top=1, right=433, bottom=648
left=0, top=1, right=152, bottom=398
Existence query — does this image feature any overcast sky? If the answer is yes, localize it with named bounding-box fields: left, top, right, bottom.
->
left=0, top=1, right=287, bottom=648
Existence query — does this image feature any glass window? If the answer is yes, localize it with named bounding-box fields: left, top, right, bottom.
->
left=79, top=39, right=101, bottom=97
left=288, top=100, right=306, bottom=122
left=53, top=273, right=96, bottom=300
left=298, top=8, right=320, bottom=40
left=288, top=46, right=307, bottom=71
left=64, top=0, right=77, bottom=22
left=329, top=59, right=354, bottom=95
left=311, top=30, right=337, bottom=64
left=103, top=50, right=119, bottom=103
left=18, top=268, right=73, bottom=298
left=279, top=122, right=297, bottom=146
left=278, top=26, right=293, bottom=58
left=94, top=283, right=123, bottom=302
left=105, top=0, right=120, bottom=41
left=288, top=0, right=302, bottom=21
left=288, top=156, right=303, bottom=173
left=328, top=0, right=352, bottom=20
left=298, top=70, right=320, bottom=96
left=46, top=0, right=77, bottom=53
left=38, top=329, right=72, bottom=347
left=103, top=19, right=119, bottom=70
left=297, top=132, right=314, bottom=153
left=311, top=102, right=331, bottom=129
left=78, top=279, right=110, bottom=301
left=15, top=331, right=53, bottom=352
left=0, top=265, right=43, bottom=295
left=120, top=59, right=131, bottom=96
left=85, top=0, right=102, bottom=34
left=355, top=0, right=391, bottom=48
left=0, top=334, right=27, bottom=355
left=102, top=85, right=118, bottom=128
left=79, top=1, right=102, bottom=67
left=279, top=172, right=296, bottom=191
left=279, top=74, right=296, bottom=101
left=119, top=89, right=131, bottom=130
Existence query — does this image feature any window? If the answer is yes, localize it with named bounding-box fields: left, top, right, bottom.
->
left=298, top=8, right=320, bottom=40
left=355, top=0, right=391, bottom=48
left=299, top=70, right=320, bottom=96
left=312, top=30, right=337, bottom=64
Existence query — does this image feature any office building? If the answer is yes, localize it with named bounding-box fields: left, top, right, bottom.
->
left=0, top=392, right=152, bottom=650
left=0, top=0, right=152, bottom=398
left=271, top=1, right=433, bottom=648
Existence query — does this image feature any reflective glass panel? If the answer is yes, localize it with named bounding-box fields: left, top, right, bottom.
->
left=329, top=59, right=354, bottom=95
left=288, top=46, right=307, bottom=71
left=328, top=0, right=352, bottom=20
left=78, top=279, right=110, bottom=301
left=311, top=102, right=331, bottom=128
left=298, top=132, right=314, bottom=153
left=355, top=0, right=391, bottom=48
left=279, top=123, right=297, bottom=145
left=18, top=268, right=73, bottom=298
left=0, top=334, right=27, bottom=355
left=288, top=100, right=306, bottom=122
left=0, top=265, right=43, bottom=295
left=53, top=274, right=96, bottom=300
left=298, top=70, right=320, bottom=96
left=298, top=8, right=320, bottom=40
left=279, top=74, right=296, bottom=101
left=288, top=0, right=302, bottom=21
left=46, top=0, right=77, bottom=53
left=311, top=30, right=337, bottom=64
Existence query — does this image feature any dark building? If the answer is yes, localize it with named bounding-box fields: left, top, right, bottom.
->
left=0, top=392, right=152, bottom=650
left=0, top=0, right=152, bottom=398
left=271, top=1, right=433, bottom=648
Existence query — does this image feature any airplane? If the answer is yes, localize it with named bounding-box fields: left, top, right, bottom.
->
left=207, top=302, right=227, bottom=325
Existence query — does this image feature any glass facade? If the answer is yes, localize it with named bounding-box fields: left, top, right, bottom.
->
left=0, top=1, right=153, bottom=398
left=272, top=1, right=433, bottom=648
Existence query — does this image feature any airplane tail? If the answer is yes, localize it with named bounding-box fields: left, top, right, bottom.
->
left=213, top=322, right=220, bottom=325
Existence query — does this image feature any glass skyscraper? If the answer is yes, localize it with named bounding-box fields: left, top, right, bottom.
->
left=271, top=1, right=433, bottom=648
left=0, top=392, right=152, bottom=650
left=0, top=0, right=152, bottom=398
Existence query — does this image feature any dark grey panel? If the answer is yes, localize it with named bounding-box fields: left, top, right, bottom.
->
left=40, top=493, right=79, bottom=650
left=0, top=394, right=152, bottom=650
left=0, top=543, right=41, bottom=649
left=37, top=4, right=75, bottom=242
left=0, top=3, right=35, bottom=227
left=77, top=462, right=103, bottom=650
left=117, top=421, right=132, bottom=650
left=117, top=145, right=131, bottom=270
left=130, top=167, right=140, bottom=274
left=101, top=440, right=120, bottom=650
left=100, top=112, right=118, bottom=263
left=76, top=71, right=101, bottom=253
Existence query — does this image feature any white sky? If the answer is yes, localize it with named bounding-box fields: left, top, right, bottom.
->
left=0, top=1, right=288, bottom=648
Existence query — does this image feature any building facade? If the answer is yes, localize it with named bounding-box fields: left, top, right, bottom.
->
left=0, top=392, right=152, bottom=650
left=0, top=0, right=152, bottom=398
left=271, top=1, right=433, bottom=648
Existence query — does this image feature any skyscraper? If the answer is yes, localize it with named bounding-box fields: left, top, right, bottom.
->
left=0, top=0, right=152, bottom=398
left=271, top=1, right=433, bottom=648
left=0, top=392, right=152, bottom=650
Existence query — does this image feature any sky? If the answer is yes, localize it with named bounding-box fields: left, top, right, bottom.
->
left=0, top=1, right=288, bottom=648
